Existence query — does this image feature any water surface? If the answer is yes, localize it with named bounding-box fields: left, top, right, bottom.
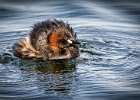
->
left=0, top=0, right=140, bottom=100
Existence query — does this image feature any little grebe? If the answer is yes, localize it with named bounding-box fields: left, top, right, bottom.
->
left=13, top=19, right=80, bottom=60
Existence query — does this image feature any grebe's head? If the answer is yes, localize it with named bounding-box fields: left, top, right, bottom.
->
left=48, top=25, right=80, bottom=52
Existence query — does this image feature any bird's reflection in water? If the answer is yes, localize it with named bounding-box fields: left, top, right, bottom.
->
left=35, top=60, right=76, bottom=74
left=21, top=59, right=78, bottom=96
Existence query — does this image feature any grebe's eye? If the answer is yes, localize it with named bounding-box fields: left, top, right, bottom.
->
left=59, top=39, right=67, bottom=45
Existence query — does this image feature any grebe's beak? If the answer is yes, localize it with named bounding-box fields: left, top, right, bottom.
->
left=73, top=40, right=80, bottom=44
left=67, top=39, right=80, bottom=45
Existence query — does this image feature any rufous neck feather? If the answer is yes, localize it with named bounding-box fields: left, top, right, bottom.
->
left=49, top=32, right=60, bottom=52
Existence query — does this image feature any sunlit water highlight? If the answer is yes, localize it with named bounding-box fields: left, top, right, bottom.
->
left=0, top=0, right=140, bottom=100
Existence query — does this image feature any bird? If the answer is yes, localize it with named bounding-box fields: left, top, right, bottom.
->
left=12, top=19, right=80, bottom=60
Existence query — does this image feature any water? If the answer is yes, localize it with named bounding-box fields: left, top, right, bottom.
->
left=0, top=0, right=140, bottom=100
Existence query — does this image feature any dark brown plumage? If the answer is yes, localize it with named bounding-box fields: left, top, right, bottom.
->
left=13, top=19, right=80, bottom=60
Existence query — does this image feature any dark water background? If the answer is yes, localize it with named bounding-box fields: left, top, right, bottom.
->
left=0, top=0, right=140, bottom=100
